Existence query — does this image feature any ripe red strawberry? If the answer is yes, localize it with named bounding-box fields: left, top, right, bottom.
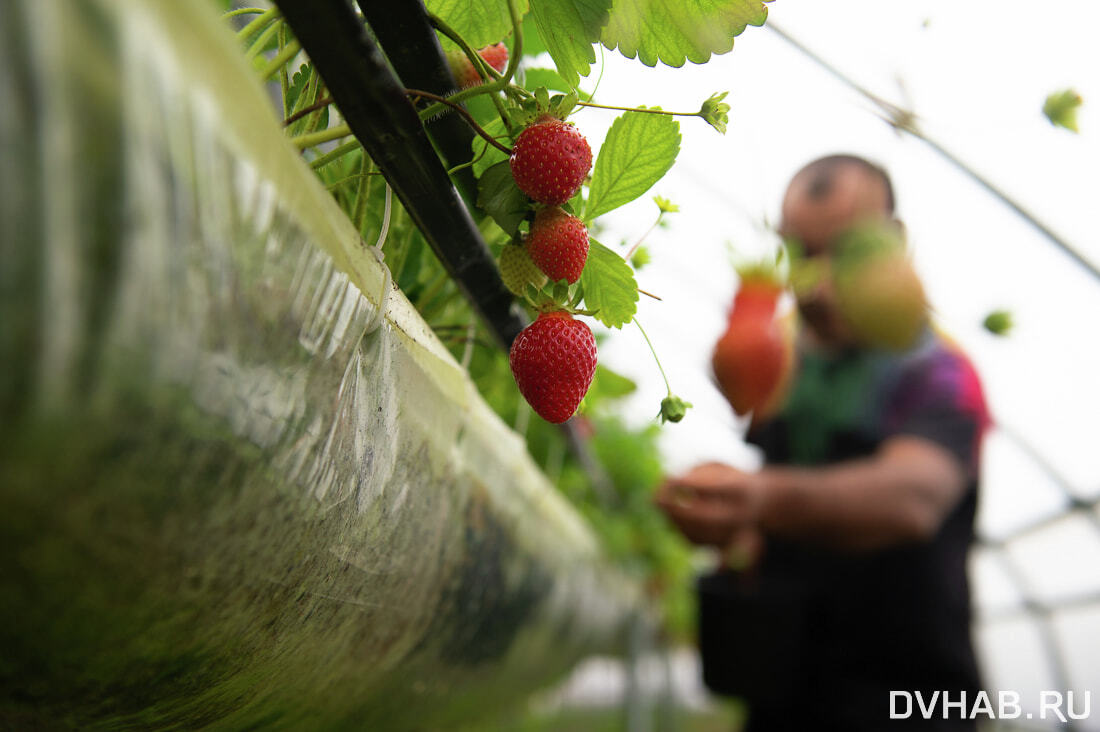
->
left=509, top=116, right=592, bottom=206
left=445, top=43, right=509, bottom=89
left=527, top=206, right=589, bottom=283
left=509, top=311, right=597, bottom=423
left=711, top=269, right=796, bottom=418
left=480, top=43, right=509, bottom=74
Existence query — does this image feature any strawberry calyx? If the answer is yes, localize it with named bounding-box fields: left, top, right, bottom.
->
left=732, top=262, right=786, bottom=316
left=508, top=87, right=580, bottom=129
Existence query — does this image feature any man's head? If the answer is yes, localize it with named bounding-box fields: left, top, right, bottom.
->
left=779, top=154, right=899, bottom=347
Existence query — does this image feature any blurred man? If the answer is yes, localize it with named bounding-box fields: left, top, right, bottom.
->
left=657, top=155, right=990, bottom=731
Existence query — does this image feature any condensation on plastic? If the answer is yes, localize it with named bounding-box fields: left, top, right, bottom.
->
left=0, top=1, right=646, bottom=728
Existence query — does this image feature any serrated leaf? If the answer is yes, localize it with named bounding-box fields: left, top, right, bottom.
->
left=286, top=63, right=311, bottom=113
left=426, top=0, right=530, bottom=49
left=580, top=239, right=638, bottom=328
left=586, top=111, right=680, bottom=220
left=1043, top=88, right=1082, bottom=133
left=602, top=0, right=769, bottom=67
left=529, top=0, right=613, bottom=87
left=477, top=161, right=529, bottom=235
left=471, top=117, right=511, bottom=177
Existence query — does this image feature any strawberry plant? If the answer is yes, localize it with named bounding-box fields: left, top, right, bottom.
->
left=228, top=0, right=772, bottom=639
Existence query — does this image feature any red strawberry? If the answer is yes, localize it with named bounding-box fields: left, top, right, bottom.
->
left=480, top=43, right=509, bottom=75
left=509, top=116, right=592, bottom=206
left=445, top=43, right=509, bottom=89
left=509, top=311, right=597, bottom=423
left=711, top=268, right=796, bottom=418
left=527, top=207, right=589, bottom=283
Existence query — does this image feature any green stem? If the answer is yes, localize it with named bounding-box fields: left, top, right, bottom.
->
left=292, top=123, right=350, bottom=149
left=388, top=210, right=417, bottom=284
left=426, top=11, right=512, bottom=130
left=351, top=153, right=375, bottom=235
left=303, top=84, right=329, bottom=134
left=446, top=142, right=490, bottom=176
left=633, top=318, right=672, bottom=396
left=235, top=7, right=279, bottom=41
left=416, top=274, right=454, bottom=319
left=625, top=212, right=663, bottom=260
left=419, top=0, right=523, bottom=121
left=429, top=13, right=502, bottom=84
left=408, top=89, right=511, bottom=154
left=576, top=100, right=701, bottom=119
left=260, top=40, right=301, bottom=81
left=279, top=24, right=291, bottom=118
left=223, top=7, right=269, bottom=20
left=244, top=17, right=283, bottom=63
left=324, top=172, right=381, bottom=191
left=310, top=139, right=361, bottom=169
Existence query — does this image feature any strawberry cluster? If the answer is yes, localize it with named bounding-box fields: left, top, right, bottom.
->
left=505, top=113, right=596, bottom=423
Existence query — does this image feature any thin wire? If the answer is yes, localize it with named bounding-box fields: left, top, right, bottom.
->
left=766, top=21, right=1100, bottom=285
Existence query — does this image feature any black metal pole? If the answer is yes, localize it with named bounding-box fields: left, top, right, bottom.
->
left=276, top=0, right=525, bottom=349
left=354, top=0, right=480, bottom=205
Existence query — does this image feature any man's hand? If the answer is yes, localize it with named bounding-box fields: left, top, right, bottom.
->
left=654, top=462, right=765, bottom=547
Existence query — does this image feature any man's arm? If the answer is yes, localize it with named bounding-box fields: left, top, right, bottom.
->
left=656, top=435, right=968, bottom=553
left=757, top=435, right=968, bottom=551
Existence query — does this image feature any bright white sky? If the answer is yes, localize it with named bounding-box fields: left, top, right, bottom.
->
left=557, top=0, right=1100, bottom=717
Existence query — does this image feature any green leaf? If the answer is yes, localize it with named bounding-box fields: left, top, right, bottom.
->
left=580, top=239, right=638, bottom=328
left=519, top=11, right=550, bottom=57
left=602, top=0, right=770, bottom=67
left=477, top=161, right=529, bottom=235
left=286, top=63, right=311, bottom=112
left=521, top=68, right=592, bottom=100
left=427, top=0, right=530, bottom=49
left=529, top=0, right=613, bottom=87
left=471, top=117, right=511, bottom=177
left=1043, top=88, right=1083, bottom=133
left=589, top=364, right=638, bottom=400
left=586, top=111, right=680, bottom=220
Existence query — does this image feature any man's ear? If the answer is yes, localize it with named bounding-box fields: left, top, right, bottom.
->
left=892, top=218, right=909, bottom=248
